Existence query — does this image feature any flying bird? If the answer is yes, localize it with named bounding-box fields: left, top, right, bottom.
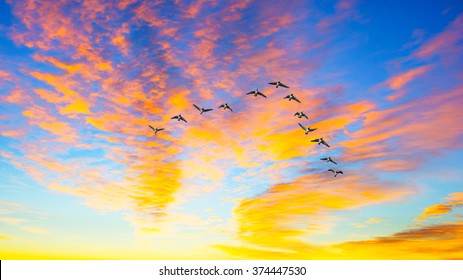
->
left=246, top=89, right=267, bottom=98
left=218, top=103, right=233, bottom=112
left=321, top=157, right=337, bottom=165
left=298, top=123, right=317, bottom=134
left=193, top=104, right=213, bottom=114
left=294, top=111, right=308, bottom=119
left=171, top=114, right=187, bottom=123
left=311, top=137, right=330, bottom=147
left=268, top=81, right=289, bottom=88
left=328, top=169, right=344, bottom=177
left=148, top=125, right=164, bottom=135
left=284, top=93, right=301, bottom=103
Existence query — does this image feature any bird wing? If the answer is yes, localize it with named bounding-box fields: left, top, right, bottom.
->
left=328, top=169, right=335, bottom=173
left=171, top=116, right=178, bottom=119
left=280, top=83, right=289, bottom=88
left=320, top=157, right=328, bottom=160
left=311, top=139, right=319, bottom=142
left=228, top=107, right=233, bottom=112
left=322, top=142, right=330, bottom=147
left=268, top=82, right=277, bottom=85
left=246, top=91, right=254, bottom=95
left=203, top=108, right=213, bottom=112
left=258, top=92, right=267, bottom=98
left=181, top=117, right=187, bottom=123
left=284, top=95, right=290, bottom=99
left=309, top=127, right=317, bottom=132
left=298, top=123, right=306, bottom=131
left=294, top=112, right=299, bottom=116
left=218, top=104, right=224, bottom=108
left=293, top=96, right=301, bottom=103
left=158, top=128, right=165, bottom=131
left=148, top=125, right=156, bottom=131
left=338, top=171, right=343, bottom=174
left=193, top=104, right=201, bottom=111
left=331, top=160, right=337, bottom=165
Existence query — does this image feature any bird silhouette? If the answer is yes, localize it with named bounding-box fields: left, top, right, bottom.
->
left=246, top=89, right=267, bottom=98
left=268, top=81, right=289, bottom=88
left=148, top=125, right=164, bottom=135
left=193, top=104, right=213, bottom=114
left=311, top=137, right=330, bottom=147
left=298, top=123, right=317, bottom=134
left=294, top=111, right=308, bottom=119
left=284, top=93, right=301, bottom=103
left=218, top=103, right=233, bottom=112
left=328, top=169, right=343, bottom=177
left=321, top=157, right=337, bottom=165
left=171, top=114, right=187, bottom=123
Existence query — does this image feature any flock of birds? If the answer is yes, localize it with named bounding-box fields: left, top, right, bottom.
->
left=148, top=81, right=344, bottom=178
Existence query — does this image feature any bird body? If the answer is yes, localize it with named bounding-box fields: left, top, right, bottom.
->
left=321, top=157, right=337, bottom=165
left=294, top=111, right=308, bottom=119
left=246, top=89, right=267, bottom=98
left=218, top=103, right=233, bottom=112
left=193, top=104, right=213, bottom=114
left=171, top=114, right=187, bottom=123
left=328, top=169, right=343, bottom=177
left=298, top=123, right=317, bottom=134
left=148, top=125, right=164, bottom=135
left=284, top=93, right=301, bottom=103
left=311, top=137, right=330, bottom=147
left=269, top=81, right=289, bottom=88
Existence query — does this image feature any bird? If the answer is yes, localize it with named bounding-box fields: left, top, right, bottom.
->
left=294, top=111, right=308, bottom=119
left=311, top=137, right=330, bottom=147
left=328, top=169, right=343, bottom=177
left=298, top=123, right=317, bottom=134
left=171, top=114, right=187, bottom=123
left=284, top=93, right=301, bottom=103
left=193, top=104, right=213, bottom=114
left=148, top=125, right=164, bottom=135
left=268, top=81, right=289, bottom=88
left=321, top=157, right=337, bottom=165
left=218, top=103, right=233, bottom=112
left=246, top=89, right=267, bottom=98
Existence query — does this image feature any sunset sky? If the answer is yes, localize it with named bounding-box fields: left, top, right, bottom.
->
left=1, top=0, right=462, bottom=259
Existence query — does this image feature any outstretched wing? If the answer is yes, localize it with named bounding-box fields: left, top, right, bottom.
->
left=331, top=159, right=337, bottom=165
left=311, top=139, right=319, bottom=143
left=193, top=104, right=201, bottom=111
left=284, top=95, right=290, bottom=99
left=328, top=169, right=335, bottom=173
left=258, top=92, right=267, bottom=98
left=158, top=128, right=165, bottom=131
left=302, top=114, right=308, bottom=119
left=171, top=116, right=179, bottom=120
left=337, top=171, right=343, bottom=174
left=228, top=106, right=233, bottom=112
left=268, top=82, right=277, bottom=85
left=148, top=125, right=156, bottom=131
left=246, top=91, right=254, bottom=95
left=280, top=83, right=289, bottom=88
left=309, top=127, right=317, bottom=132
left=218, top=104, right=225, bottom=108
left=203, top=108, right=213, bottom=112
left=293, top=96, right=301, bottom=103
left=298, top=123, right=307, bottom=131
left=320, top=157, right=328, bottom=161
left=294, top=112, right=299, bottom=116
left=181, top=117, right=188, bottom=123
left=322, top=141, right=330, bottom=148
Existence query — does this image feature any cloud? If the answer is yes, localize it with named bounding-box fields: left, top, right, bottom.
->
left=416, top=192, right=463, bottom=221
left=0, top=234, right=12, bottom=240
left=384, top=65, right=430, bottom=90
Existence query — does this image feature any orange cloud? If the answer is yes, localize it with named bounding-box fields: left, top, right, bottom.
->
left=416, top=192, right=463, bottom=221
left=385, top=65, right=430, bottom=90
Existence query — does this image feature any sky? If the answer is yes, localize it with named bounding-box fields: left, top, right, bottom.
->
left=0, top=0, right=462, bottom=259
